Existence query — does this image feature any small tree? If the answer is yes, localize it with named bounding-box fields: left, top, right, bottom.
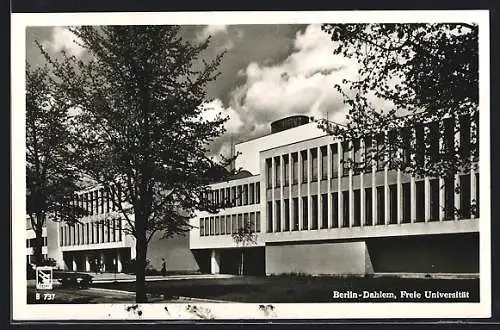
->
left=231, top=221, right=257, bottom=276
left=38, top=26, right=235, bottom=302
left=26, top=64, right=86, bottom=266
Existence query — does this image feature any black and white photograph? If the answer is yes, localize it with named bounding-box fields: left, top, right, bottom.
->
left=11, top=10, right=490, bottom=320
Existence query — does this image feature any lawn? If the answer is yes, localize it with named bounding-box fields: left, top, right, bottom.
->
left=93, top=275, right=479, bottom=303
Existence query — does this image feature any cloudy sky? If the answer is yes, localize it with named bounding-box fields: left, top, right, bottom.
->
left=26, top=24, right=360, bottom=159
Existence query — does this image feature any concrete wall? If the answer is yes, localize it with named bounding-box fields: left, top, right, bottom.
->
left=146, top=232, right=199, bottom=272
left=265, top=241, right=371, bottom=275
left=235, top=122, right=326, bottom=174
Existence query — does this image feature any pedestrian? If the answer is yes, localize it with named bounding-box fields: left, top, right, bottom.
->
left=161, top=258, right=167, bottom=276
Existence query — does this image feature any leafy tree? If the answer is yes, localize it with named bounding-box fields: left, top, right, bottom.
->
left=231, top=221, right=257, bottom=275
left=26, top=64, right=86, bottom=266
left=318, top=23, right=479, bottom=178
left=38, top=26, right=235, bottom=302
left=318, top=23, right=479, bottom=217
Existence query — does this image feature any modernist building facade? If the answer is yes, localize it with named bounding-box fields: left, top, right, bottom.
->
left=189, top=114, right=480, bottom=276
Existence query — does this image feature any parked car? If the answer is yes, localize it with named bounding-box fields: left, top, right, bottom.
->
left=53, top=271, right=93, bottom=289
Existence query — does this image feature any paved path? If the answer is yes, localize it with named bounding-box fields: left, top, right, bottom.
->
left=86, top=272, right=237, bottom=283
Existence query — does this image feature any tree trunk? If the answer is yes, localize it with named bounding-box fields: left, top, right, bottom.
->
left=32, top=213, right=44, bottom=266
left=135, top=213, right=148, bottom=303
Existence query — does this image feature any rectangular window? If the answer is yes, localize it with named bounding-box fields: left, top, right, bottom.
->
left=443, top=117, right=455, bottom=157
left=415, top=181, right=425, bottom=222
left=275, top=201, right=281, bottom=232
left=444, top=177, right=455, bottom=220
left=284, top=199, right=290, bottom=231
left=249, top=183, right=255, bottom=204
left=266, top=158, right=272, bottom=188
left=353, top=189, right=361, bottom=226
left=389, top=184, right=398, bottom=224
left=256, top=212, right=261, bottom=233
left=342, top=141, right=350, bottom=176
left=292, top=153, right=298, bottom=184
left=342, top=191, right=350, bottom=227
left=214, top=190, right=219, bottom=207
left=302, top=196, right=308, bottom=230
left=364, top=137, right=373, bottom=173
left=310, top=195, right=318, bottom=229
left=401, top=128, right=411, bottom=167
left=415, top=125, right=425, bottom=167
left=331, top=144, right=339, bottom=177
left=460, top=114, right=471, bottom=160
left=283, top=155, right=290, bottom=186
left=111, top=219, right=115, bottom=242
left=331, top=192, right=339, bottom=228
left=225, top=215, right=231, bottom=234
left=95, top=221, right=100, bottom=244
left=256, top=182, right=260, bottom=203
left=460, top=174, right=471, bottom=219
left=250, top=212, right=255, bottom=233
left=427, top=122, right=440, bottom=166
left=118, top=219, right=122, bottom=241
left=353, top=139, right=361, bottom=174
left=365, top=188, right=373, bottom=226
left=244, top=213, right=250, bottom=230
left=321, top=146, right=328, bottom=179
left=101, top=220, right=106, bottom=243
left=210, top=217, right=215, bottom=235
left=221, top=216, right=226, bottom=235
left=231, top=187, right=236, bottom=207
left=267, top=201, right=273, bottom=233
left=215, top=216, right=220, bottom=235
left=301, top=151, right=308, bottom=183
left=204, top=218, right=209, bottom=236
left=376, top=186, right=385, bottom=225
left=275, top=157, right=281, bottom=187
left=376, top=134, right=385, bottom=171
left=237, top=186, right=242, bottom=206
left=292, top=197, right=299, bottom=231
left=243, top=185, right=248, bottom=205
left=321, top=193, right=328, bottom=229
left=430, top=178, right=440, bottom=221
left=311, top=149, right=318, bottom=181
left=200, top=218, right=205, bottom=236
left=402, top=183, right=411, bottom=223
left=60, top=227, right=63, bottom=246
left=238, top=214, right=243, bottom=232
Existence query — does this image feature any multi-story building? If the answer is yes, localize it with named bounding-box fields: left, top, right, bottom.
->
left=189, top=114, right=480, bottom=276
left=27, top=184, right=199, bottom=273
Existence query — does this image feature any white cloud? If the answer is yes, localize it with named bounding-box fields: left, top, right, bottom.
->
left=196, top=25, right=228, bottom=41
left=44, top=27, right=85, bottom=57
left=229, top=24, right=358, bottom=127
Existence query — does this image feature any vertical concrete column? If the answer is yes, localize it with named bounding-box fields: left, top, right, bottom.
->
left=397, top=169, right=402, bottom=224
left=348, top=140, right=354, bottom=227
left=117, top=249, right=122, bottom=272
left=298, top=151, right=302, bottom=230
left=327, top=143, right=332, bottom=228
left=454, top=173, right=461, bottom=221
left=338, top=141, right=343, bottom=227
left=72, top=256, right=77, bottom=271
left=307, top=149, right=312, bottom=230
left=424, top=177, right=431, bottom=222
left=470, top=170, right=476, bottom=219
left=371, top=137, right=376, bottom=226
left=384, top=131, right=389, bottom=225
left=360, top=138, right=365, bottom=227
left=439, top=177, right=445, bottom=221
left=210, top=249, right=220, bottom=274
left=410, top=176, right=416, bottom=223
left=85, top=255, right=90, bottom=272
left=288, top=153, right=292, bottom=231
left=280, top=155, right=284, bottom=232
left=271, top=157, right=275, bottom=232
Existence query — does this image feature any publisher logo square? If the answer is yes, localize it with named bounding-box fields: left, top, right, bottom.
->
left=36, top=266, right=53, bottom=290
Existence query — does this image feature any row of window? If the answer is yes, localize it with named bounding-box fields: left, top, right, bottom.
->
left=60, top=218, right=123, bottom=246
left=199, top=211, right=261, bottom=237
left=266, top=115, right=479, bottom=188
left=204, top=182, right=261, bottom=208
left=26, top=237, right=47, bottom=248
left=63, top=185, right=124, bottom=217
left=266, top=173, right=479, bottom=232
